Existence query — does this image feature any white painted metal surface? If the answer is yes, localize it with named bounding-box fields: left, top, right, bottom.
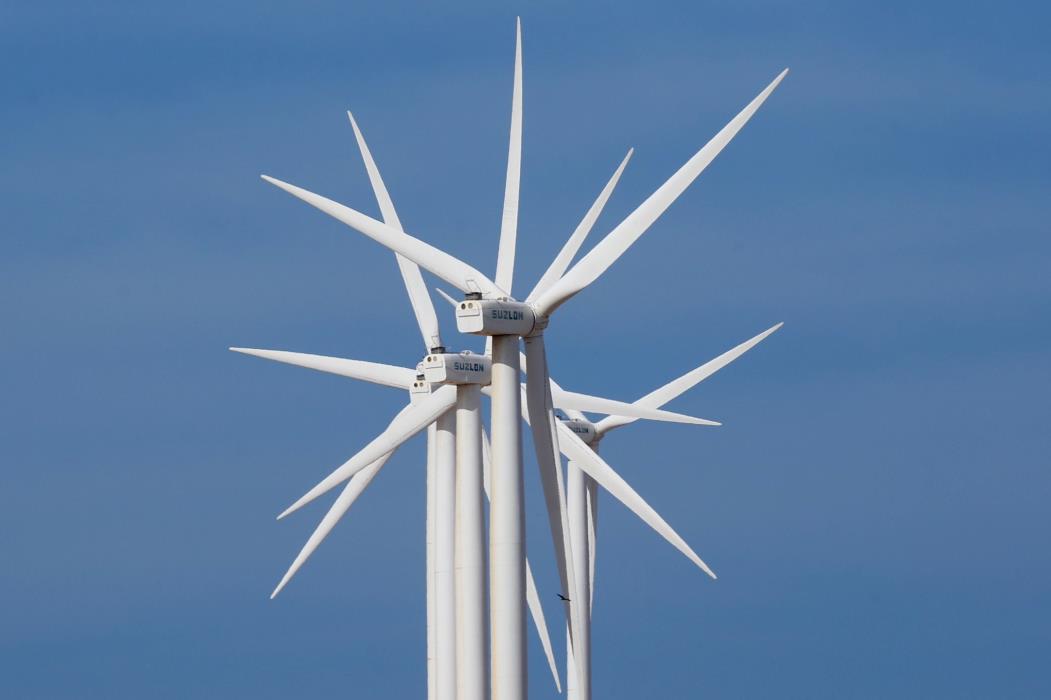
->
left=456, top=299, right=536, bottom=337
left=455, top=385, right=488, bottom=700
left=567, top=462, right=592, bottom=700
left=482, top=430, right=562, bottom=692
left=435, top=410, right=458, bottom=700
left=427, top=422, right=438, bottom=700
left=488, top=335, right=526, bottom=700
left=424, top=352, right=492, bottom=386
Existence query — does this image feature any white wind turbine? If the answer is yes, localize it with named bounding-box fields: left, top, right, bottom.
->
left=234, top=105, right=510, bottom=700
left=508, top=152, right=786, bottom=699
left=237, top=108, right=715, bottom=697
left=259, top=20, right=787, bottom=700
left=415, top=304, right=780, bottom=699
left=545, top=323, right=784, bottom=699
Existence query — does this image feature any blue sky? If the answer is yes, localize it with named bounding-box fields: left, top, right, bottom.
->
left=2, top=2, right=1049, bottom=697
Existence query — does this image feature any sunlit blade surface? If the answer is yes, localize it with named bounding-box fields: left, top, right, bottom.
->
left=596, top=322, right=783, bottom=435
left=347, top=111, right=441, bottom=349
left=551, top=387, right=720, bottom=426
left=586, top=479, right=597, bottom=613
left=522, top=353, right=720, bottom=425
left=525, top=559, right=561, bottom=693
left=494, top=18, right=523, bottom=295
left=230, top=347, right=415, bottom=390
left=522, top=337, right=586, bottom=689
left=556, top=421, right=717, bottom=579
left=279, top=386, right=457, bottom=519
left=534, top=70, right=789, bottom=316
left=262, top=176, right=503, bottom=297
left=527, top=148, right=634, bottom=302
left=271, top=452, right=394, bottom=598
left=434, top=287, right=458, bottom=308
left=482, top=430, right=562, bottom=692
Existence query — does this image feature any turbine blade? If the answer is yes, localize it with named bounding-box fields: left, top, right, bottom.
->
left=434, top=287, right=458, bottom=307
left=481, top=428, right=491, bottom=494
left=279, top=386, right=457, bottom=519
left=556, top=420, right=717, bottom=579
left=534, top=70, right=789, bottom=316
left=347, top=111, right=442, bottom=349
left=527, top=148, right=634, bottom=302
left=522, top=335, right=586, bottom=692
left=230, top=347, right=416, bottom=389
left=526, top=559, right=562, bottom=693
left=262, top=175, right=504, bottom=297
left=483, top=429, right=561, bottom=692
left=595, top=322, right=783, bottom=435
left=586, top=477, right=597, bottom=614
left=550, top=387, right=721, bottom=426
left=271, top=452, right=393, bottom=598
left=494, top=17, right=523, bottom=295
left=523, top=353, right=720, bottom=425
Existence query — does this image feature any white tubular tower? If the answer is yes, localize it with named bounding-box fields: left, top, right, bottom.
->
left=488, top=335, right=527, bottom=700
left=434, top=411, right=458, bottom=700
left=455, top=382, right=489, bottom=700
left=566, top=460, right=592, bottom=700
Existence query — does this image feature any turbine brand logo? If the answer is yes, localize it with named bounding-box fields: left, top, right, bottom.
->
left=490, top=309, right=524, bottom=321
left=454, top=361, right=485, bottom=372
left=570, top=425, right=591, bottom=435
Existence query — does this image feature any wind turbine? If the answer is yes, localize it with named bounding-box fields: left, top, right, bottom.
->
left=236, top=108, right=713, bottom=697
left=233, top=103, right=492, bottom=700
left=548, top=322, right=784, bottom=699
left=259, top=19, right=787, bottom=700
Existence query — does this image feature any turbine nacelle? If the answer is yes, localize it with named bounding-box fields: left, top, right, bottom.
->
left=455, top=297, right=538, bottom=336
left=423, top=351, right=492, bottom=385
left=409, top=373, right=434, bottom=403
left=560, top=416, right=598, bottom=445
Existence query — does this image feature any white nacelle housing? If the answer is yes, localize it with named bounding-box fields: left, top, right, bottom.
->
left=409, top=375, right=433, bottom=404
left=423, top=352, right=492, bottom=386
left=455, top=299, right=536, bottom=337
left=562, top=418, right=598, bottom=445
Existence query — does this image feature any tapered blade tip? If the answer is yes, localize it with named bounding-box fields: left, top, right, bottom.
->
left=270, top=577, right=290, bottom=599
left=696, top=558, right=718, bottom=579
